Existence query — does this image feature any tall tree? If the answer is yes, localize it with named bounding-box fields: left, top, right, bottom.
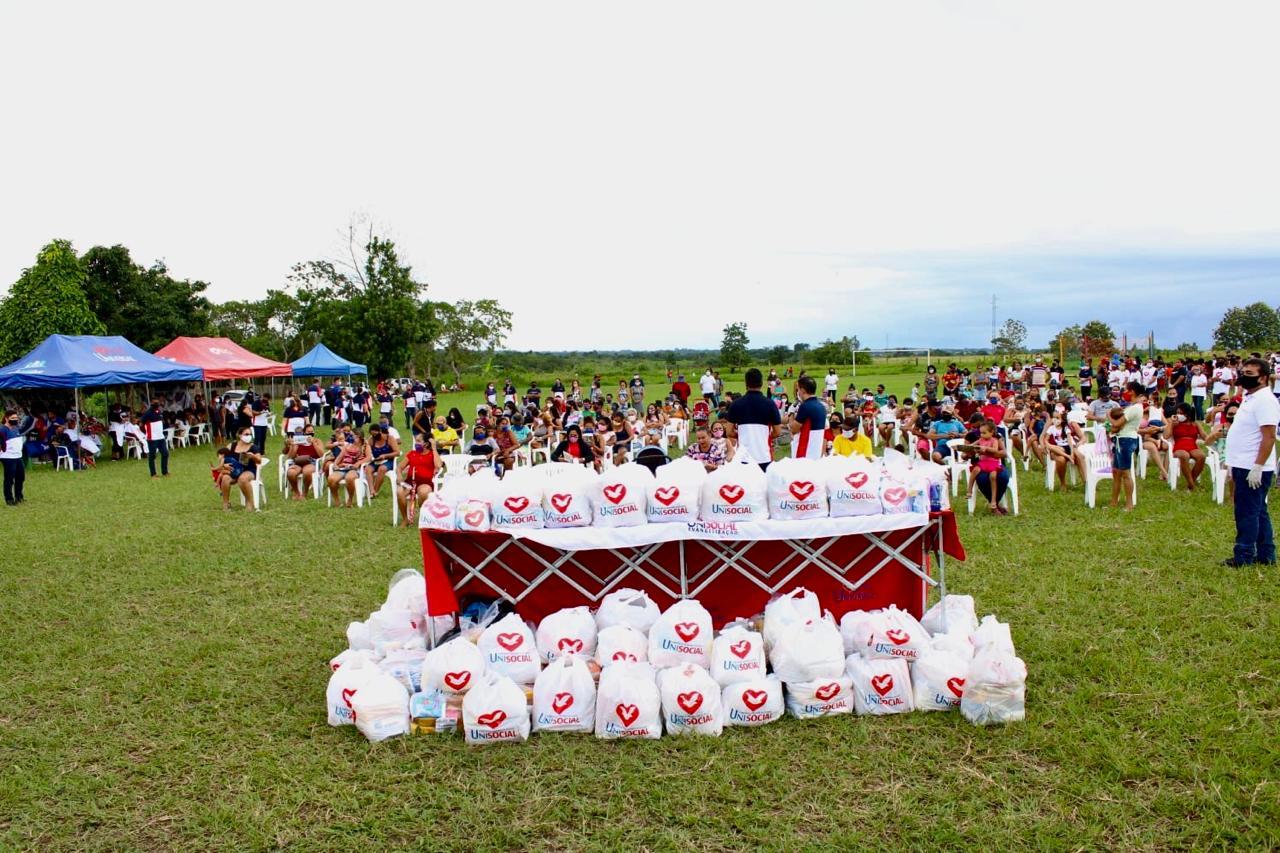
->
left=767, top=344, right=791, bottom=364
left=1214, top=303, right=1280, bottom=350
left=0, top=240, right=104, bottom=362
left=209, top=290, right=303, bottom=361
left=720, top=322, right=750, bottom=371
left=1079, top=320, right=1116, bottom=358
left=990, top=318, right=1027, bottom=356
left=81, top=245, right=214, bottom=352
left=1049, top=324, right=1084, bottom=357
left=811, top=335, right=859, bottom=365
left=433, top=299, right=513, bottom=384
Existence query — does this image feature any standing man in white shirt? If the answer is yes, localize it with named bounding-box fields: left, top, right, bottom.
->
left=1, top=409, right=27, bottom=504
left=1211, top=359, right=1234, bottom=405
left=824, top=368, right=839, bottom=403
left=141, top=398, right=170, bottom=478
left=1222, top=357, right=1277, bottom=567
left=699, top=369, right=717, bottom=404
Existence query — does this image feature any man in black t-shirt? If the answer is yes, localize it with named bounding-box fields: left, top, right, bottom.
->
left=725, top=368, right=781, bottom=470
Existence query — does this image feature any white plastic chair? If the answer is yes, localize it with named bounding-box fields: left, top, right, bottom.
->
left=1043, top=448, right=1079, bottom=491
left=164, top=427, right=175, bottom=449
left=967, top=446, right=1019, bottom=515
left=189, top=423, right=209, bottom=445
left=327, top=466, right=370, bottom=508
left=1083, top=439, right=1137, bottom=508
left=941, top=438, right=969, bottom=497
left=277, top=454, right=289, bottom=495
left=126, top=438, right=144, bottom=460
left=266, top=413, right=278, bottom=436
left=55, top=445, right=75, bottom=471
left=1166, top=444, right=1178, bottom=491
left=434, top=453, right=480, bottom=491
left=1137, top=444, right=1149, bottom=479
left=664, top=421, right=688, bottom=450
left=240, top=458, right=268, bottom=510
left=1207, top=448, right=1229, bottom=504
left=173, top=424, right=190, bottom=448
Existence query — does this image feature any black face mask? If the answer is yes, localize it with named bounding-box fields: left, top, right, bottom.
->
left=1238, top=373, right=1262, bottom=390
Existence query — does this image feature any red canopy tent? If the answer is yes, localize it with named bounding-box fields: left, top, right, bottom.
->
left=154, top=337, right=292, bottom=380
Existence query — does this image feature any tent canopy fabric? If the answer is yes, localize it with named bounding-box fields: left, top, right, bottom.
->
left=155, top=336, right=292, bottom=380
left=291, top=343, right=367, bottom=377
left=0, top=335, right=204, bottom=389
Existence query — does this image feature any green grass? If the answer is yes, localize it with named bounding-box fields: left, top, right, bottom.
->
left=1, top=404, right=1277, bottom=850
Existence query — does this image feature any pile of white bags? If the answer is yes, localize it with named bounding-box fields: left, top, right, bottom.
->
left=911, top=650, right=969, bottom=712
left=422, top=637, right=486, bottom=695
left=351, top=669, right=412, bottom=742
left=710, top=623, right=766, bottom=686
left=595, top=661, right=662, bottom=739
left=785, top=676, right=854, bottom=719
left=768, top=616, right=845, bottom=683
left=646, top=457, right=704, bottom=524
left=847, top=656, right=914, bottom=715
left=542, top=464, right=594, bottom=528
left=596, top=624, right=648, bottom=666
left=824, top=455, right=883, bottom=517
left=658, top=663, right=724, bottom=736
left=595, top=588, right=661, bottom=633
left=490, top=469, right=546, bottom=529
left=648, top=599, right=713, bottom=668
left=723, top=676, right=784, bottom=727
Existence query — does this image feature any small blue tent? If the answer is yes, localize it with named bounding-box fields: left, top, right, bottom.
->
left=0, top=335, right=203, bottom=389
left=291, top=343, right=367, bottom=378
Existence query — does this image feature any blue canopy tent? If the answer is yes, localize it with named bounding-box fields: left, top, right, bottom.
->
left=291, top=343, right=367, bottom=379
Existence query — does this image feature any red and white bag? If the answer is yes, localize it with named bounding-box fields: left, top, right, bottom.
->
left=454, top=498, right=492, bottom=533
left=595, top=661, right=662, bottom=739
left=421, top=637, right=485, bottom=695
left=784, top=675, right=854, bottom=719
left=451, top=469, right=499, bottom=531
left=921, top=593, right=979, bottom=636
left=722, top=676, right=784, bottom=727
left=768, top=615, right=846, bottom=683
left=763, top=587, right=821, bottom=653
left=824, top=455, right=883, bottom=518
left=960, top=650, right=1027, bottom=726
left=847, top=655, right=914, bottom=715
left=766, top=457, right=829, bottom=521
left=351, top=669, right=411, bottom=742
left=536, top=606, right=598, bottom=664
left=645, top=478, right=700, bottom=523
left=710, top=623, right=766, bottom=687
left=326, top=652, right=377, bottom=726
left=542, top=466, right=594, bottom=528
left=418, top=492, right=459, bottom=531
left=596, top=624, right=648, bottom=667
left=911, top=649, right=969, bottom=712
left=595, top=588, right=661, bottom=634
left=878, top=467, right=913, bottom=515
left=477, top=612, right=540, bottom=684
left=591, top=464, right=649, bottom=528
left=463, top=670, right=532, bottom=744
left=854, top=605, right=931, bottom=663
left=659, top=663, right=723, bottom=736
left=647, top=599, right=713, bottom=668
left=532, top=653, right=596, bottom=733
left=700, top=456, right=767, bottom=523
left=491, top=471, right=546, bottom=529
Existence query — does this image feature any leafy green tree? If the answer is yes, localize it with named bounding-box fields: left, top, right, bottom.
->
left=1049, top=324, right=1083, bottom=357
left=1213, top=303, right=1280, bottom=350
left=433, top=299, right=514, bottom=384
left=991, top=318, right=1027, bottom=356
left=1080, top=320, right=1116, bottom=358
left=81, top=245, right=213, bottom=352
left=811, top=335, right=859, bottom=365
left=720, top=322, right=750, bottom=371
left=209, top=290, right=303, bottom=361
left=0, top=239, right=105, bottom=362
left=767, top=344, right=791, bottom=364
left=792, top=342, right=810, bottom=359
left=1175, top=341, right=1200, bottom=355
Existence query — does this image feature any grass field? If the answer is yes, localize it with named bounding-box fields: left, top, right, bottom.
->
left=2, top=372, right=1278, bottom=850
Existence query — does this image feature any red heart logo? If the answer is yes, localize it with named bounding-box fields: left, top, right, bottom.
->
left=718, top=484, right=744, bottom=504
left=427, top=502, right=452, bottom=519
left=503, top=496, right=528, bottom=513
left=729, top=640, right=751, bottom=659
left=883, top=487, right=907, bottom=506
left=477, top=710, right=507, bottom=729
left=611, top=651, right=637, bottom=662
left=463, top=509, right=485, bottom=527
left=815, top=682, right=840, bottom=701
left=340, top=687, right=357, bottom=708
left=615, top=703, right=640, bottom=727
left=788, top=480, right=815, bottom=500
left=551, top=692, right=574, bottom=714
left=741, top=689, right=767, bottom=711
left=443, top=670, right=471, bottom=691
left=557, top=638, right=583, bottom=653
left=845, top=471, right=869, bottom=489
left=676, top=691, right=703, bottom=714
left=549, top=493, right=573, bottom=513
left=602, top=483, right=627, bottom=505
left=871, top=673, right=894, bottom=696
left=886, top=628, right=910, bottom=645
left=947, top=677, right=965, bottom=698
left=496, top=632, right=524, bottom=651
left=674, top=622, right=700, bottom=642
left=653, top=486, right=680, bottom=506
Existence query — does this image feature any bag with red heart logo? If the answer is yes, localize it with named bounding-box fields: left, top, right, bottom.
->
left=590, top=464, right=649, bottom=528
left=763, top=587, right=822, bottom=653
left=823, top=455, right=883, bottom=518
left=454, top=498, right=492, bottom=533
left=647, top=598, right=713, bottom=668
left=351, top=668, right=412, bottom=742
left=491, top=470, right=546, bottom=530
left=532, top=653, right=597, bottom=733
left=595, top=587, right=661, bottom=634
left=722, top=675, right=784, bottom=726
left=477, top=612, right=541, bottom=684
left=846, top=655, right=914, bottom=715
left=911, top=649, right=970, bottom=712
left=960, top=650, right=1026, bottom=726
left=784, top=675, right=854, bottom=719
left=710, top=623, right=766, bottom=686
left=766, top=457, right=829, bottom=521
left=329, top=648, right=374, bottom=673
left=422, top=637, right=486, bottom=695
left=658, top=663, right=723, bottom=736
left=699, top=456, right=767, bottom=523
left=536, top=606, right=598, bottom=664
left=645, top=472, right=701, bottom=524
left=463, top=670, right=532, bottom=744
left=326, top=652, right=377, bottom=726
left=418, top=491, right=459, bottom=531
left=596, top=624, right=648, bottom=668
left=768, top=615, right=846, bottom=683
left=594, top=660, right=662, bottom=739
left=921, top=593, right=979, bottom=636
left=854, top=605, right=932, bottom=663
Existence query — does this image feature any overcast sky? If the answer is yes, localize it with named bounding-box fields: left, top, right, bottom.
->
left=3, top=1, right=1278, bottom=351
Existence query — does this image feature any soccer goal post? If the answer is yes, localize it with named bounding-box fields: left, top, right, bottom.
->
left=851, top=348, right=932, bottom=378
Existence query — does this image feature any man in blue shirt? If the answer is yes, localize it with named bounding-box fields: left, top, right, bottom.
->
left=928, top=404, right=967, bottom=463
left=725, top=368, right=781, bottom=470
left=789, top=375, right=828, bottom=459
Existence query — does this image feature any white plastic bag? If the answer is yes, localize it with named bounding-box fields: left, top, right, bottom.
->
left=367, top=607, right=424, bottom=655
left=463, top=670, right=532, bottom=743
left=878, top=466, right=914, bottom=515
left=960, top=651, right=1027, bottom=726
left=847, top=655, right=914, bottom=715
left=351, top=669, right=411, bottom=742
left=421, top=637, right=486, bottom=695
left=491, top=471, right=546, bottom=529
left=659, top=663, right=723, bottom=736
left=536, top=606, right=598, bottom=664
left=972, top=614, right=1016, bottom=657
left=595, top=588, right=661, bottom=634
left=931, top=630, right=976, bottom=661
left=326, top=652, right=377, bottom=726
left=857, top=605, right=931, bottom=663
left=700, top=457, right=768, bottom=522
left=384, top=569, right=428, bottom=621
left=911, top=650, right=969, bottom=712
left=785, top=675, right=854, bottom=719
left=838, top=609, right=872, bottom=657
left=329, top=648, right=373, bottom=672
left=645, top=478, right=700, bottom=523
left=710, top=624, right=766, bottom=687
left=419, top=492, right=459, bottom=531
left=768, top=616, right=846, bottom=683
left=722, top=676, right=784, bottom=727
left=346, top=620, right=373, bottom=653
left=595, top=661, right=662, bottom=739
left=379, top=648, right=427, bottom=694
left=766, top=457, right=829, bottom=521
left=647, top=599, right=713, bottom=668
left=532, top=653, right=597, bottom=733
left=920, top=594, right=979, bottom=636
left=763, top=587, right=821, bottom=653
left=542, top=466, right=594, bottom=528
left=477, top=612, right=541, bottom=684
left=591, top=464, right=649, bottom=528
left=825, top=455, right=883, bottom=517
left=596, top=624, right=648, bottom=666
left=455, top=498, right=492, bottom=533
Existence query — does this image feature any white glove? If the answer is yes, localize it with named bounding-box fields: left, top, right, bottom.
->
left=1246, top=464, right=1264, bottom=489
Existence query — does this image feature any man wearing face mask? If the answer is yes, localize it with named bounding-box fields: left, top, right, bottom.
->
left=465, top=425, right=498, bottom=474
left=1, top=409, right=29, bottom=505
left=141, top=398, right=169, bottom=478
left=1222, top=357, right=1278, bottom=567
left=927, top=405, right=966, bottom=464
left=832, top=416, right=873, bottom=459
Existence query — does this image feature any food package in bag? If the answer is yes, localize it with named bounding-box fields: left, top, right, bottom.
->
left=847, top=655, right=914, bottom=715
left=647, top=599, right=713, bottom=668
left=384, top=569, right=428, bottom=619
left=960, top=650, right=1027, bottom=726
left=824, top=455, right=883, bottom=517
left=910, top=458, right=951, bottom=511
left=931, top=630, right=976, bottom=661
left=785, top=675, right=854, bottom=719
left=421, top=637, right=486, bottom=695
left=972, top=614, right=1016, bottom=657
left=878, top=466, right=914, bottom=515
left=326, top=652, right=377, bottom=726
left=763, top=587, right=822, bottom=653
left=454, top=498, right=492, bottom=533
left=710, top=623, right=766, bottom=686
left=723, top=676, right=784, bottom=727
left=463, top=670, right=532, bottom=744
left=590, top=463, right=649, bottom=528
left=536, top=606, right=598, bottom=664
left=766, top=457, right=830, bottom=521
left=367, top=607, right=424, bottom=655
left=541, top=465, right=595, bottom=528
left=419, top=491, right=459, bottom=531
left=379, top=648, right=428, bottom=694
left=921, top=594, right=979, bottom=636
left=595, top=661, right=662, bottom=739
left=351, top=669, right=411, bottom=742
left=659, top=663, right=723, bottom=736
left=646, top=476, right=700, bottom=523
left=700, top=456, right=768, bottom=522
left=346, top=620, right=373, bottom=652
left=769, top=615, right=846, bottom=683
left=857, top=605, right=931, bottom=663
left=477, top=612, right=540, bottom=684
left=657, top=455, right=709, bottom=485
left=912, top=650, right=969, bottom=711
left=838, top=609, right=874, bottom=657
left=532, top=653, right=597, bottom=733
left=596, top=624, right=648, bottom=666
left=595, top=587, right=661, bottom=633
left=491, top=470, right=546, bottom=529
left=329, top=648, right=374, bottom=672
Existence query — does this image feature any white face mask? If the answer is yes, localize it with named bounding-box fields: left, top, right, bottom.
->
left=842, top=429, right=854, bottom=438
left=1175, top=414, right=1187, bottom=422
left=240, top=433, right=253, bottom=443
